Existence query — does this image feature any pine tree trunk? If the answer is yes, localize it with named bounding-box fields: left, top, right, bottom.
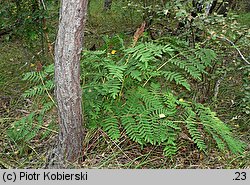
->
left=52, top=0, right=88, bottom=167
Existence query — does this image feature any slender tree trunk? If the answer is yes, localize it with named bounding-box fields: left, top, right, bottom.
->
left=53, top=0, right=88, bottom=166
left=217, top=0, right=235, bottom=15
left=103, top=0, right=112, bottom=10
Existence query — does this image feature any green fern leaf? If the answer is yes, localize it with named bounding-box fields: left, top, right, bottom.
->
left=101, top=117, right=121, bottom=140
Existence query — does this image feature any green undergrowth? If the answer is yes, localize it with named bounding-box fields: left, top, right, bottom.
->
left=0, top=40, right=57, bottom=168
left=7, top=35, right=247, bottom=162
left=237, top=13, right=250, bottom=27
left=85, top=0, right=142, bottom=49
left=0, top=41, right=31, bottom=97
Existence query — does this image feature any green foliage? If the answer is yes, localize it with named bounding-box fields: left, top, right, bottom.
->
left=182, top=104, right=207, bottom=151
left=80, top=35, right=245, bottom=156
left=123, top=41, right=216, bottom=90
left=22, top=64, right=54, bottom=98
left=8, top=112, right=37, bottom=143
left=101, top=117, right=121, bottom=141
left=120, top=85, right=179, bottom=146
left=10, top=33, right=246, bottom=157
left=7, top=64, right=56, bottom=153
left=0, top=0, right=41, bottom=39
left=195, top=104, right=246, bottom=154
left=179, top=101, right=246, bottom=154
left=241, top=65, right=250, bottom=115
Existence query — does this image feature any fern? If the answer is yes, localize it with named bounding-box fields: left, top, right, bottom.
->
left=7, top=63, right=56, bottom=153
left=22, top=71, right=41, bottom=82
left=40, top=101, right=55, bottom=115
left=23, top=80, right=54, bottom=98
left=161, top=71, right=191, bottom=90
left=177, top=100, right=246, bottom=154
left=106, top=64, right=127, bottom=82
left=161, top=91, right=178, bottom=116
left=22, top=64, right=54, bottom=82
left=119, top=85, right=182, bottom=150
left=195, top=103, right=246, bottom=154
left=123, top=41, right=215, bottom=91
left=80, top=38, right=245, bottom=156
left=101, top=117, right=120, bottom=140
left=7, top=113, right=35, bottom=143
left=7, top=111, right=55, bottom=147
left=169, top=58, right=204, bottom=80
left=129, top=69, right=142, bottom=81
left=125, top=42, right=174, bottom=71
left=195, top=48, right=216, bottom=67
left=163, top=132, right=178, bottom=157
left=101, top=79, right=122, bottom=99
left=13, top=35, right=246, bottom=158
left=183, top=105, right=207, bottom=151
left=121, top=116, right=145, bottom=145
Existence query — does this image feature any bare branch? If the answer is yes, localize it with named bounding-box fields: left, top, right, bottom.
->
left=217, top=36, right=250, bottom=65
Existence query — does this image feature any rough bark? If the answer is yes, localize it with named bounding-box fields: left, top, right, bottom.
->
left=52, top=0, right=88, bottom=167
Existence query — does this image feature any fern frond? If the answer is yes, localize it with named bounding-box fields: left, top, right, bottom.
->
left=22, top=71, right=41, bottom=82
left=101, top=79, right=122, bottom=99
left=169, top=59, right=203, bottom=80
left=40, top=101, right=55, bottom=115
left=196, top=48, right=216, bottom=67
left=183, top=106, right=207, bottom=151
left=106, top=64, right=127, bottom=82
left=129, top=70, right=142, bottom=81
left=125, top=42, right=174, bottom=69
left=161, top=71, right=191, bottom=90
left=121, top=116, right=145, bottom=145
left=161, top=91, right=178, bottom=116
left=7, top=112, right=36, bottom=143
left=138, top=87, right=162, bottom=110
left=195, top=103, right=246, bottom=154
left=163, top=132, right=178, bottom=157
left=23, top=80, right=54, bottom=98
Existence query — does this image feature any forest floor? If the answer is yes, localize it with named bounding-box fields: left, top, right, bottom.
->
left=0, top=2, right=249, bottom=168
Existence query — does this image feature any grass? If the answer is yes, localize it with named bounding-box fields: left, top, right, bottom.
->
left=0, top=41, right=32, bottom=168
left=237, top=12, right=250, bottom=27
left=0, top=41, right=30, bottom=96
left=0, top=40, right=56, bottom=169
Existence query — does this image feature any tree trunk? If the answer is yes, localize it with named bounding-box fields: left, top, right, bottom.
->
left=53, top=0, right=88, bottom=166
left=103, top=0, right=112, bottom=11
left=217, top=0, right=235, bottom=16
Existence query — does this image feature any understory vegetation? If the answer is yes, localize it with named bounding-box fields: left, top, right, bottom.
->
left=0, top=0, right=249, bottom=168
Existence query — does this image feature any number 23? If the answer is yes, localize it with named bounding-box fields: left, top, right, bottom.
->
left=234, top=172, right=246, bottom=180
